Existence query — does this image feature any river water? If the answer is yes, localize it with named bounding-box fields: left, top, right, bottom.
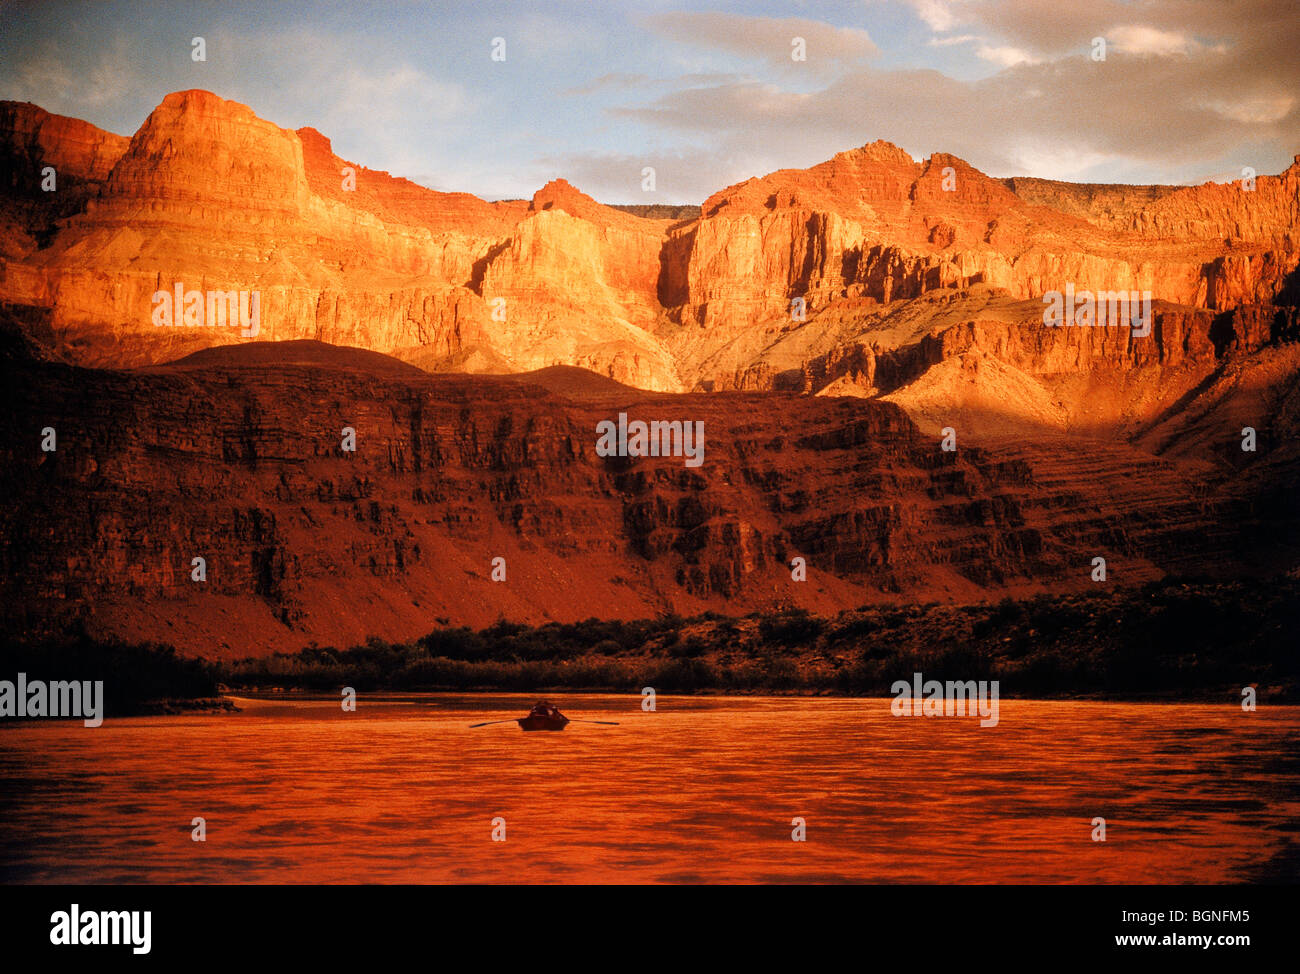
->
left=1, top=694, right=1296, bottom=883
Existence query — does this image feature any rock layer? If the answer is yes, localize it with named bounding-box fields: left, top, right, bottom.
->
left=2, top=340, right=1291, bottom=657
left=2, top=91, right=1297, bottom=404
left=0, top=92, right=682, bottom=387
left=0, top=91, right=1297, bottom=658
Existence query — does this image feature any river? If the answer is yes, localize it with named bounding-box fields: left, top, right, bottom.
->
left=1, top=694, right=1296, bottom=883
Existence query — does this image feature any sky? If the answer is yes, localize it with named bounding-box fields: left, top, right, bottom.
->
left=1, top=0, right=1297, bottom=203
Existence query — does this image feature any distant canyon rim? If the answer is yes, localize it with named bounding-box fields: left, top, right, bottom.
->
left=0, top=89, right=1297, bottom=657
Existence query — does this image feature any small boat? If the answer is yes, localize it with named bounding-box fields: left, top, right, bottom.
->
left=517, top=700, right=569, bottom=732
left=469, top=702, right=617, bottom=730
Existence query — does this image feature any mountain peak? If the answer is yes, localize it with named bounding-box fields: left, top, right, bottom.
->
left=0, top=100, right=129, bottom=181
left=530, top=177, right=597, bottom=214
left=296, top=126, right=333, bottom=155
left=839, top=139, right=917, bottom=167
left=2, top=88, right=1297, bottom=408
left=155, top=89, right=258, bottom=121
left=526, top=177, right=658, bottom=231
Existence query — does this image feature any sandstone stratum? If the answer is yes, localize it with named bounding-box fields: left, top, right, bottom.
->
left=2, top=90, right=1298, bottom=402
left=1, top=90, right=1297, bottom=655
left=0, top=336, right=1292, bottom=656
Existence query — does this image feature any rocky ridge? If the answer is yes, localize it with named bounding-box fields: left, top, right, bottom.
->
left=2, top=91, right=1297, bottom=416
left=3, top=339, right=1292, bottom=656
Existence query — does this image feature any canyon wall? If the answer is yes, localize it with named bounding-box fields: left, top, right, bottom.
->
left=2, top=91, right=1297, bottom=401
left=2, top=340, right=1288, bottom=656
left=0, top=92, right=682, bottom=388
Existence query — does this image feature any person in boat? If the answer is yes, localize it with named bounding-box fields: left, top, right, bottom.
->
left=530, top=700, right=561, bottom=719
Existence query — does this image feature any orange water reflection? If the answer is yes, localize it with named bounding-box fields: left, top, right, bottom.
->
left=1, top=694, right=1296, bottom=883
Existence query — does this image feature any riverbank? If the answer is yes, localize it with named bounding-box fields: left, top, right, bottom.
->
left=221, top=577, right=1298, bottom=701
left=5, top=577, right=1297, bottom=710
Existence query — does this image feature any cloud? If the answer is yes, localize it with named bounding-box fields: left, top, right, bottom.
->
left=975, top=44, right=1040, bottom=67
left=331, top=65, right=471, bottom=124
left=568, top=0, right=1299, bottom=195
left=960, top=0, right=1137, bottom=55
left=1006, top=144, right=1122, bottom=181
left=1108, top=25, right=1193, bottom=57
left=612, top=81, right=816, bottom=132
left=954, top=0, right=1297, bottom=60
left=1202, top=94, right=1296, bottom=125
left=563, top=73, right=650, bottom=97
left=5, top=33, right=135, bottom=113
left=595, top=26, right=1300, bottom=188
left=908, top=1, right=967, bottom=33
left=2, top=0, right=1296, bottom=203
left=533, top=145, right=763, bottom=204
left=207, top=28, right=479, bottom=187
left=219, top=28, right=475, bottom=126
left=563, top=71, right=741, bottom=97
left=645, top=12, right=878, bottom=67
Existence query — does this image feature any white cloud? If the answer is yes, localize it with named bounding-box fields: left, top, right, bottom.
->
left=593, top=18, right=1300, bottom=194
left=976, top=45, right=1040, bottom=67
left=1109, top=25, right=1193, bottom=57
left=1007, top=144, right=1121, bottom=181
left=8, top=34, right=133, bottom=112
left=1202, top=94, right=1295, bottom=125
left=909, top=1, right=965, bottom=33
left=646, top=12, right=878, bottom=66
left=333, top=65, right=470, bottom=123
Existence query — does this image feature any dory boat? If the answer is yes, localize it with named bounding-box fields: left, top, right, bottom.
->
left=517, top=700, right=570, bottom=731
left=470, top=701, right=617, bottom=730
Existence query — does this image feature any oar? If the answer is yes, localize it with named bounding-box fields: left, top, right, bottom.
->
left=568, top=718, right=620, bottom=725
left=469, top=718, right=520, bottom=728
